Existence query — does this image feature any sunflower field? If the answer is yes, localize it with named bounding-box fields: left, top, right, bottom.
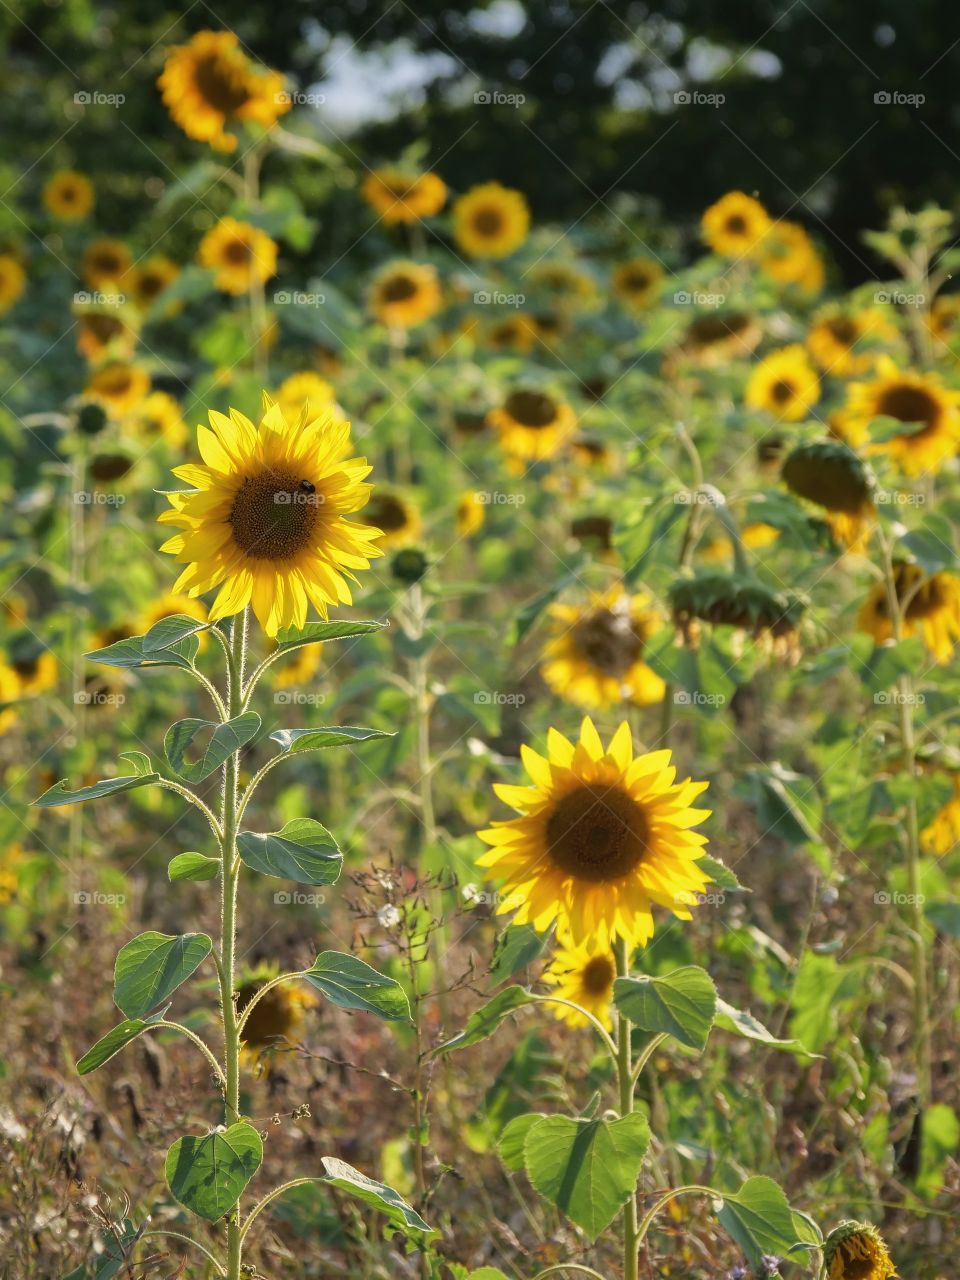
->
left=2, top=5, right=960, bottom=1280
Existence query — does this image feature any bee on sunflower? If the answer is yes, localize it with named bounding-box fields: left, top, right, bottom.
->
left=541, top=930, right=617, bottom=1029
left=488, top=389, right=576, bottom=461
left=158, top=395, right=383, bottom=637
left=611, top=258, right=664, bottom=308
left=361, top=167, right=447, bottom=224
left=85, top=362, right=151, bottom=419
left=477, top=717, right=711, bottom=946
left=369, top=260, right=442, bottom=330
left=453, top=182, right=530, bottom=259
left=833, top=355, right=960, bottom=477
left=745, top=345, right=820, bottom=421
left=781, top=440, right=876, bottom=550
left=858, top=561, right=960, bottom=663
left=0, top=255, right=25, bottom=315
left=157, top=30, right=290, bottom=153
left=823, top=1221, right=896, bottom=1280
left=42, top=169, right=94, bottom=220
left=541, top=589, right=665, bottom=709
left=81, top=238, right=133, bottom=290
left=356, top=490, right=422, bottom=549
left=701, top=191, right=770, bottom=257
left=198, top=217, right=278, bottom=296
left=806, top=305, right=895, bottom=377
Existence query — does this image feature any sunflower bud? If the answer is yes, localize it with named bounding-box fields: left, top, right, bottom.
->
left=391, top=547, right=429, bottom=584
left=823, top=1220, right=896, bottom=1279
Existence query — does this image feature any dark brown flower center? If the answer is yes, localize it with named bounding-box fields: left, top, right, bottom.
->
left=82, top=315, right=124, bottom=344
left=139, top=270, right=168, bottom=300
left=877, top=384, right=939, bottom=437
left=473, top=206, right=504, bottom=237
left=361, top=493, right=409, bottom=532
left=223, top=237, right=252, bottom=265
left=194, top=53, right=253, bottom=115
left=770, top=379, right=795, bottom=404
left=504, top=391, right=557, bottom=428
left=878, top=563, right=944, bottom=620
left=725, top=213, right=747, bottom=234
left=92, top=249, right=124, bottom=274
left=380, top=273, right=418, bottom=303
left=581, top=954, right=616, bottom=995
left=623, top=268, right=653, bottom=291
left=573, top=608, right=644, bottom=676
left=826, top=317, right=859, bottom=347
left=546, top=784, right=648, bottom=882
left=229, top=466, right=321, bottom=561
left=237, top=982, right=297, bottom=1046
left=688, top=312, right=751, bottom=345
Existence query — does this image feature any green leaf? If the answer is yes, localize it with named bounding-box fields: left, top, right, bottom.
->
left=321, top=1155, right=435, bottom=1237
left=168, top=852, right=221, bottom=882
left=788, top=952, right=861, bottom=1053
left=85, top=633, right=199, bottom=671
left=237, top=818, right=343, bottom=885
left=437, top=986, right=536, bottom=1053
left=742, top=763, right=820, bottom=845
left=855, top=636, right=925, bottom=694
left=900, top=514, right=956, bottom=574
left=713, top=998, right=821, bottom=1061
left=714, top=1176, right=808, bottom=1272
left=141, top=613, right=210, bottom=654
left=918, top=1103, right=960, bottom=1198
left=618, top=497, right=686, bottom=586
left=497, top=1112, right=543, bottom=1171
left=523, top=1112, right=651, bottom=1240
left=165, top=1122, right=263, bottom=1222
left=613, top=967, right=717, bottom=1051
left=925, top=901, right=960, bottom=937
left=77, top=1007, right=170, bottom=1074
left=269, top=725, right=393, bottom=754
left=274, top=619, right=386, bottom=651
left=698, top=855, right=749, bottom=893
left=304, top=952, right=410, bottom=1021
left=490, top=924, right=548, bottom=983
left=118, top=750, right=153, bottom=777
left=114, top=931, right=212, bottom=1018
left=164, top=712, right=261, bottom=783
left=32, top=772, right=160, bottom=808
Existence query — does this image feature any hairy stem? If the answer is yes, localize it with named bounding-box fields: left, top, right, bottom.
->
left=615, top=936, right=639, bottom=1280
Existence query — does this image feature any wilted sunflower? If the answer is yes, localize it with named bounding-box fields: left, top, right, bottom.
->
left=542, top=930, right=617, bottom=1029
left=701, top=191, right=770, bottom=256
left=807, top=306, right=894, bottom=377
left=356, top=490, right=421, bottom=549
left=370, top=260, right=441, bottom=330
left=781, top=440, right=876, bottom=549
left=0, top=255, right=26, bottom=314
left=198, top=217, right=278, bottom=296
left=745, top=345, right=820, bottom=421
left=275, top=371, right=342, bottom=425
left=158, top=30, right=289, bottom=153
left=834, top=356, right=960, bottom=477
left=612, top=258, right=664, bottom=308
left=671, top=571, right=806, bottom=660
left=858, top=561, right=960, bottom=663
left=82, top=239, right=133, bottom=290
left=238, top=963, right=317, bottom=1063
left=158, top=397, right=383, bottom=637
left=453, top=182, right=530, bottom=259
left=477, top=717, right=711, bottom=947
left=823, top=1221, right=896, bottom=1280
left=75, top=307, right=138, bottom=363
left=361, top=168, right=447, bottom=224
left=133, top=391, right=188, bottom=449
left=670, top=311, right=762, bottom=369
left=456, top=492, right=485, bottom=537
left=542, top=590, right=665, bottom=709
left=43, top=169, right=94, bottom=220
left=757, top=220, right=823, bottom=292
left=86, top=362, right=151, bottom=418
left=922, top=774, right=960, bottom=855
left=127, top=255, right=180, bottom=311
left=488, top=389, right=576, bottom=461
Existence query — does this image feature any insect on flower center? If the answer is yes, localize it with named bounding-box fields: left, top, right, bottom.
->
left=573, top=608, right=644, bottom=677
left=581, top=954, right=615, bottom=995
left=546, top=783, right=649, bottom=882
left=504, top=391, right=557, bottom=429
left=229, top=466, right=321, bottom=561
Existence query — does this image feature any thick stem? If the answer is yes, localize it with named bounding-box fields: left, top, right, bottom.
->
left=615, top=936, right=639, bottom=1280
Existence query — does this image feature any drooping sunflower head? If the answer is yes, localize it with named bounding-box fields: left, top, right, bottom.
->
left=477, top=717, right=711, bottom=947
left=807, top=306, right=895, bottom=377
left=701, top=191, right=770, bottom=256
left=0, top=255, right=26, bottom=315
left=488, top=389, right=576, bottom=461
left=612, top=258, right=664, bottom=308
left=542, top=589, right=666, bottom=709
left=158, top=30, right=290, bottom=153
left=158, top=396, right=384, bottom=637
left=43, top=169, right=94, bottom=220
left=834, top=356, right=960, bottom=477
left=823, top=1221, right=896, bottom=1280
left=128, top=255, right=180, bottom=311
left=453, top=182, right=530, bottom=259
left=745, top=345, right=820, bottom=421
left=355, top=489, right=421, bottom=550
left=85, top=362, right=151, bottom=419
left=781, top=440, right=876, bottom=549
left=198, top=217, right=278, bottom=296
left=82, top=238, right=133, bottom=290
left=757, top=220, right=824, bottom=293
left=542, top=930, right=618, bottom=1029
left=361, top=167, right=447, bottom=224
left=858, top=561, right=960, bottom=664
left=670, top=571, right=806, bottom=660
left=370, top=260, right=442, bottom=330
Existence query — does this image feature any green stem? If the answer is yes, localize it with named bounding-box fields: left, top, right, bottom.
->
left=615, top=936, right=639, bottom=1280
left=138, top=1230, right=226, bottom=1275
left=635, top=1185, right=716, bottom=1245
left=235, top=971, right=307, bottom=1036
left=631, top=1033, right=668, bottom=1085
left=530, top=1267, right=608, bottom=1280
left=154, top=1021, right=227, bottom=1087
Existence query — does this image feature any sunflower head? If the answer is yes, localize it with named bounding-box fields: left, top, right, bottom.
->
left=391, top=546, right=430, bottom=584
left=238, top=963, right=317, bottom=1054
left=453, top=182, right=530, bottom=259
left=542, top=931, right=618, bottom=1029
left=361, top=167, right=447, bottom=224
left=701, top=191, right=770, bottom=256
left=488, top=389, right=576, bottom=461
left=745, top=345, right=820, bottom=421
left=781, top=440, right=876, bottom=547
left=198, top=217, right=278, bottom=295
left=134, top=391, right=188, bottom=448
left=675, top=311, right=762, bottom=367
left=823, top=1221, right=896, bottom=1280
left=82, top=238, right=133, bottom=290
left=542, top=589, right=665, bottom=709
left=478, top=717, right=711, bottom=947
left=484, top=313, right=538, bottom=353
left=807, top=306, right=894, bottom=377
left=370, top=260, right=442, bottom=330
left=456, top=492, right=486, bottom=538
left=43, top=169, right=94, bottom=220
left=612, top=258, right=664, bottom=308
left=529, top=261, right=596, bottom=308
left=158, top=395, right=383, bottom=637
left=275, top=372, right=340, bottom=426
left=75, top=305, right=138, bottom=363
left=0, top=255, right=25, bottom=314
left=129, top=255, right=180, bottom=311
left=670, top=571, right=806, bottom=659
left=758, top=220, right=824, bottom=292
left=858, top=561, right=960, bottom=664
left=85, top=362, right=151, bottom=418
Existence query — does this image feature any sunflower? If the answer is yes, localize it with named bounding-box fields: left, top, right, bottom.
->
left=158, top=397, right=383, bottom=637
left=674, top=311, right=762, bottom=367
left=453, top=182, right=530, bottom=259
left=43, top=169, right=94, bottom=220
left=477, top=717, right=711, bottom=947
left=127, top=255, right=180, bottom=311
left=158, top=30, right=290, bottom=153
left=198, top=217, right=278, bottom=296
left=456, top=492, right=486, bottom=537
left=529, top=261, right=596, bottom=308
left=858, top=561, right=960, bottom=663
left=701, top=191, right=770, bottom=257
left=485, top=313, right=539, bottom=353
left=570, top=437, right=612, bottom=470
left=0, top=255, right=26, bottom=314
left=82, top=239, right=133, bottom=290
left=0, top=664, right=20, bottom=733
left=700, top=521, right=780, bottom=563
left=355, top=490, right=421, bottom=549
left=237, top=963, right=317, bottom=1063
left=542, top=590, right=665, bottom=709
left=807, top=306, right=895, bottom=377
left=361, top=167, right=447, bottom=224
left=926, top=294, right=960, bottom=357
left=670, top=571, right=806, bottom=660
left=823, top=1222, right=896, bottom=1280
left=488, top=390, right=576, bottom=462
left=922, top=775, right=960, bottom=855
left=757, top=220, right=823, bottom=292
left=370, top=260, right=442, bottom=330
left=8, top=647, right=58, bottom=696
left=85, top=362, right=150, bottom=418
left=745, top=345, right=820, bottom=421
left=133, top=391, right=188, bottom=449
left=611, top=258, right=664, bottom=308
left=75, top=307, right=138, bottom=363
left=781, top=440, right=876, bottom=549
left=542, top=930, right=617, bottom=1028
left=834, top=356, right=960, bottom=477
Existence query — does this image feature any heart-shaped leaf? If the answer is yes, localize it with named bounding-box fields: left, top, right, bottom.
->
left=142, top=613, right=210, bottom=654
left=437, top=986, right=536, bottom=1054
left=321, top=1156, right=434, bottom=1237
left=33, top=772, right=160, bottom=808
left=714, top=1176, right=808, bottom=1272
left=713, top=998, right=821, bottom=1061
left=85, top=633, right=199, bottom=671
left=614, top=966, right=717, bottom=1051
left=274, top=619, right=386, bottom=651
left=237, top=819, right=343, bottom=885
left=165, top=712, right=261, bottom=783
left=168, top=852, right=221, bottom=882
left=77, top=1006, right=170, bottom=1074
left=166, top=1122, right=263, bottom=1221
left=304, top=952, right=410, bottom=1021
left=114, top=931, right=212, bottom=1018
left=270, top=725, right=393, bottom=754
